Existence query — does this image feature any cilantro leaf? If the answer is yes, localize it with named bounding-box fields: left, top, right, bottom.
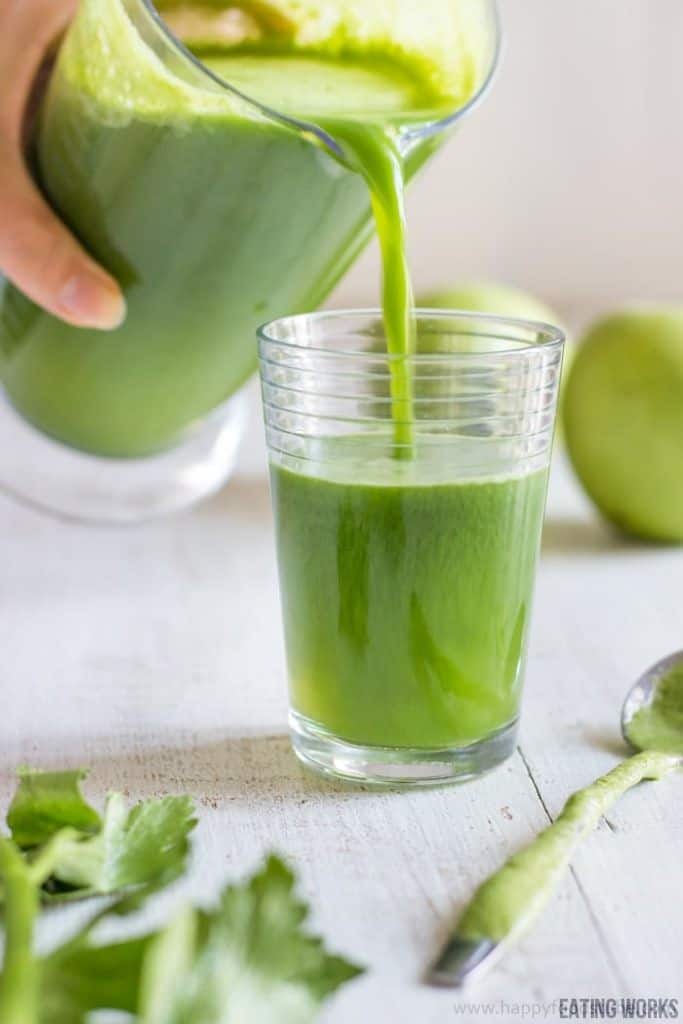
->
left=41, top=792, right=197, bottom=901
left=1, top=769, right=361, bottom=1023
left=5, top=769, right=197, bottom=903
left=41, top=933, right=150, bottom=1023
left=1, top=852, right=361, bottom=1024
left=138, top=855, right=363, bottom=1024
left=7, top=769, right=101, bottom=848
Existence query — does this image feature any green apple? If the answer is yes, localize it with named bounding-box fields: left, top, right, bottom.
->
left=417, top=280, right=572, bottom=430
left=418, top=280, right=563, bottom=329
left=417, top=280, right=571, bottom=367
left=564, top=308, right=683, bottom=543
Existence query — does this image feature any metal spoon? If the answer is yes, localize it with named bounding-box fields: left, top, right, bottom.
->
left=429, top=650, right=683, bottom=989
left=621, top=649, right=683, bottom=755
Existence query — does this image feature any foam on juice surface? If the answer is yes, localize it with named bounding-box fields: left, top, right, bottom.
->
left=62, top=0, right=493, bottom=124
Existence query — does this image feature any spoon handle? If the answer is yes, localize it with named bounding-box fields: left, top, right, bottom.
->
left=429, top=750, right=679, bottom=988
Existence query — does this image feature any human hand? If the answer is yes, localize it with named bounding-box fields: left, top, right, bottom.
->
left=0, top=0, right=125, bottom=329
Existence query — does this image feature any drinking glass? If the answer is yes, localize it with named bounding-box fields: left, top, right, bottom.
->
left=259, top=310, right=564, bottom=785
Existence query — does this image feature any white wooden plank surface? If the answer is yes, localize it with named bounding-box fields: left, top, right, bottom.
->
left=1, top=406, right=681, bottom=1020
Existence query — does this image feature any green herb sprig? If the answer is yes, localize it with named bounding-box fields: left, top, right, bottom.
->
left=0, top=768, right=362, bottom=1022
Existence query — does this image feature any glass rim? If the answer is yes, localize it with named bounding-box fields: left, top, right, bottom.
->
left=257, top=308, right=566, bottom=362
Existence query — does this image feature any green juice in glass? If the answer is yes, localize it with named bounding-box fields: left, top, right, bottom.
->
left=272, top=448, right=548, bottom=751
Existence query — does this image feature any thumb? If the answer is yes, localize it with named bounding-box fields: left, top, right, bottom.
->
left=0, top=148, right=126, bottom=331
left=0, top=0, right=125, bottom=330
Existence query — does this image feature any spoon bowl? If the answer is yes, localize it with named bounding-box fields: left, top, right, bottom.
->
left=621, top=649, right=683, bottom=755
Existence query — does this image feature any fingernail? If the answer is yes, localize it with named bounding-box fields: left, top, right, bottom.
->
left=58, top=273, right=126, bottom=330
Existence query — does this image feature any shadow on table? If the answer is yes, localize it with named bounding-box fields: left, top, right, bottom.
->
left=541, top=515, right=635, bottom=557
left=8, top=733, right=387, bottom=808
left=579, top=725, right=630, bottom=759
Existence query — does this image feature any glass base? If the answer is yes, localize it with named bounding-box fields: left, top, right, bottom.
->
left=289, top=711, right=518, bottom=788
left=0, top=387, right=247, bottom=524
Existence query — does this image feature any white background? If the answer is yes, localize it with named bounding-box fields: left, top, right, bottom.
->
left=333, top=0, right=683, bottom=323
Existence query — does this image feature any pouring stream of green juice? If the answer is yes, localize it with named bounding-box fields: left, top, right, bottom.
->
left=0, top=0, right=498, bottom=458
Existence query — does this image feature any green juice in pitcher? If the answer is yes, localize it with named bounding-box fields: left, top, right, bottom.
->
left=0, top=0, right=494, bottom=457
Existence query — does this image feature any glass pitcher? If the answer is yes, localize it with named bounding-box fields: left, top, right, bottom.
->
left=0, top=0, right=500, bottom=522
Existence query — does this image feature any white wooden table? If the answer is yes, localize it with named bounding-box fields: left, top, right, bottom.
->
left=2, top=394, right=682, bottom=1021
